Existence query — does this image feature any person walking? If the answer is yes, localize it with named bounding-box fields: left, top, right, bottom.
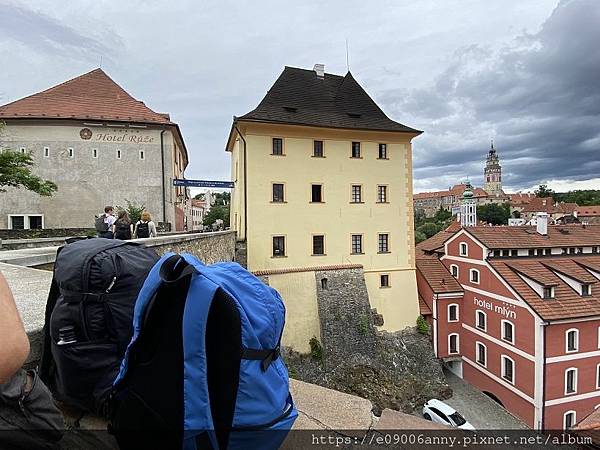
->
left=133, top=211, right=158, bottom=239
left=113, top=211, right=133, bottom=240
left=95, top=206, right=116, bottom=239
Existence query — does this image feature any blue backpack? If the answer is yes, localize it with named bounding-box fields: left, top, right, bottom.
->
left=109, top=253, right=297, bottom=449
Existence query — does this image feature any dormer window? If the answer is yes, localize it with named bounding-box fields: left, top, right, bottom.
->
left=582, top=284, right=591, bottom=296
left=459, top=243, right=468, bottom=256
left=543, top=287, right=555, bottom=299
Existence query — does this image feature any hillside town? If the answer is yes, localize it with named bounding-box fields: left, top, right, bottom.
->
left=1, top=1, right=599, bottom=448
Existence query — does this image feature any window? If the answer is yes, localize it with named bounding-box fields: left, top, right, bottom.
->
left=380, top=274, right=390, bottom=288
left=43, top=147, right=49, bottom=157
left=450, top=265, right=459, bottom=278
left=543, top=286, right=554, bottom=299
left=448, top=304, right=459, bottom=322
left=68, top=148, right=74, bottom=158
left=476, top=342, right=487, bottom=366
left=564, top=411, right=576, bottom=430
left=272, top=138, right=283, bottom=155
left=272, top=236, right=285, bottom=257
left=351, top=234, right=363, bottom=254
left=502, top=249, right=509, bottom=257
left=566, top=329, right=579, bottom=353
left=448, top=334, right=459, bottom=354
left=351, top=142, right=361, bottom=158
left=20, top=147, right=26, bottom=154
left=377, top=185, right=388, bottom=203
left=565, top=368, right=577, bottom=395
left=311, top=184, right=323, bottom=203
left=511, top=249, right=518, bottom=257
left=597, top=364, right=600, bottom=389
left=582, top=284, right=591, bottom=296
left=501, top=355, right=514, bottom=383
left=476, top=310, right=487, bottom=331
left=312, top=235, right=325, bottom=255
left=139, top=150, right=145, bottom=160
left=351, top=185, right=362, bottom=203
left=313, top=140, right=324, bottom=157
left=544, top=248, right=552, bottom=256
left=460, top=243, right=468, bottom=256
left=378, top=233, right=389, bottom=253
left=470, top=269, right=480, bottom=284
left=272, top=183, right=285, bottom=202
left=378, top=143, right=387, bottom=159
left=9, top=216, right=24, bottom=230
left=92, top=148, right=98, bottom=158
left=502, top=320, right=514, bottom=344
left=9, top=214, right=43, bottom=230
left=116, top=149, right=122, bottom=159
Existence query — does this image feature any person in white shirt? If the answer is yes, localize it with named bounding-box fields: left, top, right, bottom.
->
left=133, top=211, right=158, bottom=239
left=96, top=206, right=116, bottom=239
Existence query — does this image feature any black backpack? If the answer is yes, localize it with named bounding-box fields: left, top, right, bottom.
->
left=136, top=221, right=150, bottom=238
left=114, top=221, right=131, bottom=240
left=95, top=214, right=109, bottom=233
left=40, top=239, right=159, bottom=415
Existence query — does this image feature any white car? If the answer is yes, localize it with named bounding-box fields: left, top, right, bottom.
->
left=422, top=399, right=475, bottom=430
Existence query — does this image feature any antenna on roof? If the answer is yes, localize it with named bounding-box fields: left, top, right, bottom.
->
left=345, top=38, right=350, bottom=72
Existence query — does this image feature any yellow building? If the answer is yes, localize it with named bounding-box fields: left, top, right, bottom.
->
left=226, top=65, right=422, bottom=347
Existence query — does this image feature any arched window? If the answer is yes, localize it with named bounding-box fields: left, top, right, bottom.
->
left=470, top=268, right=480, bottom=284
left=501, top=355, right=515, bottom=384
left=476, top=341, right=487, bottom=367
left=476, top=310, right=487, bottom=332
left=565, top=328, right=579, bottom=353
left=450, top=264, right=459, bottom=278
left=460, top=242, right=468, bottom=256
left=448, top=304, right=459, bottom=322
left=501, top=320, right=515, bottom=344
left=565, top=367, right=578, bottom=395
left=563, top=410, right=576, bottom=430
left=448, top=334, right=459, bottom=354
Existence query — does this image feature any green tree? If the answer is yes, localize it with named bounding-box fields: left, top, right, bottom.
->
left=117, top=200, right=146, bottom=224
left=213, top=192, right=231, bottom=206
left=194, top=192, right=205, bottom=200
left=554, top=190, right=600, bottom=206
left=416, top=222, right=441, bottom=239
left=415, top=230, right=427, bottom=244
left=433, top=206, right=452, bottom=224
left=0, top=149, right=57, bottom=196
left=535, top=184, right=554, bottom=198
left=478, top=203, right=511, bottom=225
left=203, top=205, right=230, bottom=228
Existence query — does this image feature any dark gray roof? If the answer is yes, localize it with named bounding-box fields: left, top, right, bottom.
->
left=237, top=66, right=422, bottom=134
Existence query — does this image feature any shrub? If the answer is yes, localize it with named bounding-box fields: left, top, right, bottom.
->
left=416, top=315, right=429, bottom=334
left=309, top=337, right=323, bottom=361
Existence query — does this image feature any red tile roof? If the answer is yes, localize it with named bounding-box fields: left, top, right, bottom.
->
left=418, top=294, right=432, bottom=316
left=0, top=69, right=173, bottom=125
left=490, top=256, right=600, bottom=320
left=578, top=206, right=600, bottom=217
left=508, top=193, right=536, bottom=206
left=416, top=258, right=463, bottom=294
left=466, top=224, right=600, bottom=249
left=520, top=197, right=578, bottom=214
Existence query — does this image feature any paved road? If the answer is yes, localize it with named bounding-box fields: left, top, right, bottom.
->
left=443, top=368, right=529, bottom=430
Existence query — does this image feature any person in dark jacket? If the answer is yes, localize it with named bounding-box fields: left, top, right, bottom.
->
left=113, top=211, right=133, bottom=240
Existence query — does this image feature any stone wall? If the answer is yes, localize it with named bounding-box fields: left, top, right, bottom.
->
left=144, top=230, right=236, bottom=264
left=0, top=228, right=95, bottom=239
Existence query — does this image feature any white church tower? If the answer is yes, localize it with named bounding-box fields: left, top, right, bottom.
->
left=460, top=181, right=477, bottom=227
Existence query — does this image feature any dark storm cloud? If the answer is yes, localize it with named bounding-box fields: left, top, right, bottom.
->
left=0, top=1, right=118, bottom=60
left=381, top=0, right=600, bottom=191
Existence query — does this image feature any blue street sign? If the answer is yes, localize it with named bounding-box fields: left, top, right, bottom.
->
left=173, top=179, right=234, bottom=189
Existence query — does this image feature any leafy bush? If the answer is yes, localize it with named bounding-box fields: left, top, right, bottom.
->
left=309, top=337, right=323, bottom=361
left=416, top=315, right=429, bottom=334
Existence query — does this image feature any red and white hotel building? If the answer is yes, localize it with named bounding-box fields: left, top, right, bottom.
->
left=417, top=216, right=600, bottom=430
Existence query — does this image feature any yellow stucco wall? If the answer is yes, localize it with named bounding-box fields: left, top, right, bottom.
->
left=266, top=271, right=321, bottom=353
left=229, top=122, right=420, bottom=331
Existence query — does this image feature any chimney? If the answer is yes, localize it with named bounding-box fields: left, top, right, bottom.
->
left=536, top=212, right=548, bottom=236
left=313, top=64, right=325, bottom=79
left=573, top=209, right=578, bottom=218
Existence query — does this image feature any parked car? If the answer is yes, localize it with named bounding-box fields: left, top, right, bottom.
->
left=422, top=399, right=475, bottom=430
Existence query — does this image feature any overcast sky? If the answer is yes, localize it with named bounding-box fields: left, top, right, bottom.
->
left=1, top=0, right=598, bottom=193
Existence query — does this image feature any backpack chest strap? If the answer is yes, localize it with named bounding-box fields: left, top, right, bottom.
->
left=242, top=346, right=280, bottom=372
